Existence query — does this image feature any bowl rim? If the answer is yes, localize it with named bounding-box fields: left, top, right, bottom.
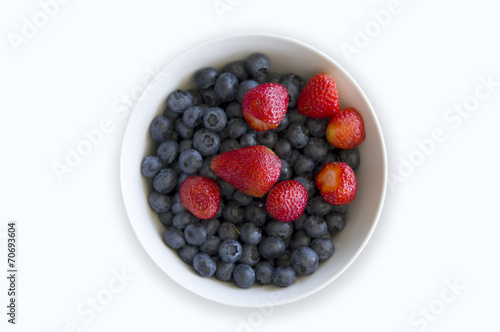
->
left=119, top=32, right=388, bottom=308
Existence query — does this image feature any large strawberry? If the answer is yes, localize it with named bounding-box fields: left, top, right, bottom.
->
left=315, top=162, right=357, bottom=205
left=326, top=107, right=365, bottom=149
left=210, top=145, right=282, bottom=197
left=242, top=83, right=289, bottom=131
left=180, top=175, right=221, bottom=219
left=297, top=73, right=339, bottom=119
left=266, top=180, right=308, bottom=223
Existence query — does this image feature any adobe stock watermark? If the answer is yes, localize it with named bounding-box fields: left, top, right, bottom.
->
left=340, top=0, right=409, bottom=63
left=50, top=65, right=168, bottom=182
left=212, top=0, right=245, bottom=21
left=235, top=292, right=285, bottom=332
left=389, top=74, right=499, bottom=192
left=398, top=277, right=467, bottom=332
left=7, top=0, right=72, bottom=54
left=57, top=268, right=135, bottom=332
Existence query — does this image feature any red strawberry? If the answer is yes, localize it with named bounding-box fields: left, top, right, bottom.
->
left=266, top=180, right=308, bottom=223
left=326, top=107, right=365, bottom=149
left=242, top=83, right=289, bottom=131
left=315, top=162, right=357, bottom=205
left=297, top=73, right=339, bottom=119
left=180, top=175, right=221, bottom=219
left=210, top=145, right=281, bottom=197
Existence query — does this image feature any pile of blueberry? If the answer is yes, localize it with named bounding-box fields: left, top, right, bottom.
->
left=141, top=54, right=360, bottom=288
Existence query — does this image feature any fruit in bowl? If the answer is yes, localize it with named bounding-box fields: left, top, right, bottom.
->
left=120, top=33, right=387, bottom=307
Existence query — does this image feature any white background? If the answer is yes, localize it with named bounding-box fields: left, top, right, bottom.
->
left=1, top=0, right=499, bottom=331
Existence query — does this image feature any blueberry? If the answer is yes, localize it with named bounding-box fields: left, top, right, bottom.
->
left=257, top=131, right=278, bottom=149
left=236, top=79, right=259, bottom=103
left=246, top=53, right=271, bottom=78
left=337, top=148, right=361, bottom=171
left=303, top=216, right=328, bottom=238
left=218, top=222, right=239, bottom=241
left=195, top=67, right=219, bottom=89
left=173, top=211, right=198, bottom=230
left=233, top=264, right=255, bottom=288
left=203, top=107, right=227, bottom=132
left=310, top=238, right=335, bottom=261
left=279, top=159, right=292, bottom=181
left=255, top=262, right=274, bottom=285
left=158, top=210, right=174, bottom=227
left=225, top=101, right=243, bottom=119
left=150, top=116, right=172, bottom=142
left=239, top=245, right=260, bottom=266
left=178, top=139, right=193, bottom=154
left=214, top=72, right=239, bottom=103
left=201, top=218, right=220, bottom=236
left=259, top=237, right=286, bottom=259
left=286, top=123, right=309, bottom=149
left=199, top=157, right=217, bottom=180
left=223, top=201, right=244, bottom=224
left=224, top=61, right=249, bottom=81
left=153, top=168, right=178, bottom=194
left=290, top=230, right=312, bottom=250
left=193, top=128, right=221, bottom=157
left=162, top=226, right=185, bottom=249
left=167, top=90, right=194, bottom=113
left=148, top=191, right=171, bottom=213
left=189, top=88, right=203, bottom=106
left=240, top=132, right=258, bottom=147
left=192, top=253, right=216, bottom=277
left=157, top=140, right=179, bottom=165
left=274, top=138, right=292, bottom=160
left=280, top=80, right=300, bottom=108
left=176, top=172, right=191, bottom=191
left=293, top=155, right=315, bottom=176
left=219, top=138, right=240, bottom=154
left=182, top=105, right=204, bottom=128
left=199, top=88, right=219, bottom=107
left=184, top=222, right=207, bottom=246
left=178, top=149, right=203, bottom=174
left=216, top=261, right=235, bottom=282
left=174, top=118, right=194, bottom=139
left=217, top=179, right=236, bottom=198
left=304, top=137, right=329, bottom=162
left=272, top=266, right=296, bottom=287
left=305, top=196, right=333, bottom=216
left=244, top=202, right=267, bottom=226
left=326, top=213, right=346, bottom=233
left=226, top=118, right=248, bottom=139
left=233, top=190, right=253, bottom=207
left=179, top=245, right=199, bottom=264
left=281, top=74, right=305, bottom=90
left=239, top=222, right=262, bottom=245
left=264, top=72, right=282, bottom=83
left=288, top=149, right=301, bottom=166
left=171, top=193, right=186, bottom=214
left=331, top=204, right=349, bottom=214
left=141, top=156, right=162, bottom=178
left=218, top=239, right=242, bottom=263
left=292, top=213, right=308, bottom=230
left=163, top=107, right=182, bottom=122
left=274, top=114, right=289, bottom=133
left=274, top=249, right=292, bottom=268
left=199, top=235, right=221, bottom=255
left=265, top=220, right=294, bottom=239
left=291, top=246, right=319, bottom=276
left=287, top=108, right=307, bottom=124
left=293, top=175, right=316, bottom=199
left=306, top=118, right=329, bottom=137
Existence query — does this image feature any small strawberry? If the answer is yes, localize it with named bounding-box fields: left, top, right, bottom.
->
left=297, top=73, right=339, bottom=119
left=266, top=180, right=308, bottom=223
left=326, top=107, right=365, bottom=149
left=242, top=83, right=289, bottom=131
left=210, top=145, right=281, bottom=197
left=180, top=175, right=221, bottom=219
left=315, top=162, right=357, bottom=205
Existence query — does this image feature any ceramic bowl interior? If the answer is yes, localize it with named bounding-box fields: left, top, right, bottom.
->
left=120, top=33, right=387, bottom=308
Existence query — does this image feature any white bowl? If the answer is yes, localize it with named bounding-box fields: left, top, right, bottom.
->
left=120, top=33, right=387, bottom=308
